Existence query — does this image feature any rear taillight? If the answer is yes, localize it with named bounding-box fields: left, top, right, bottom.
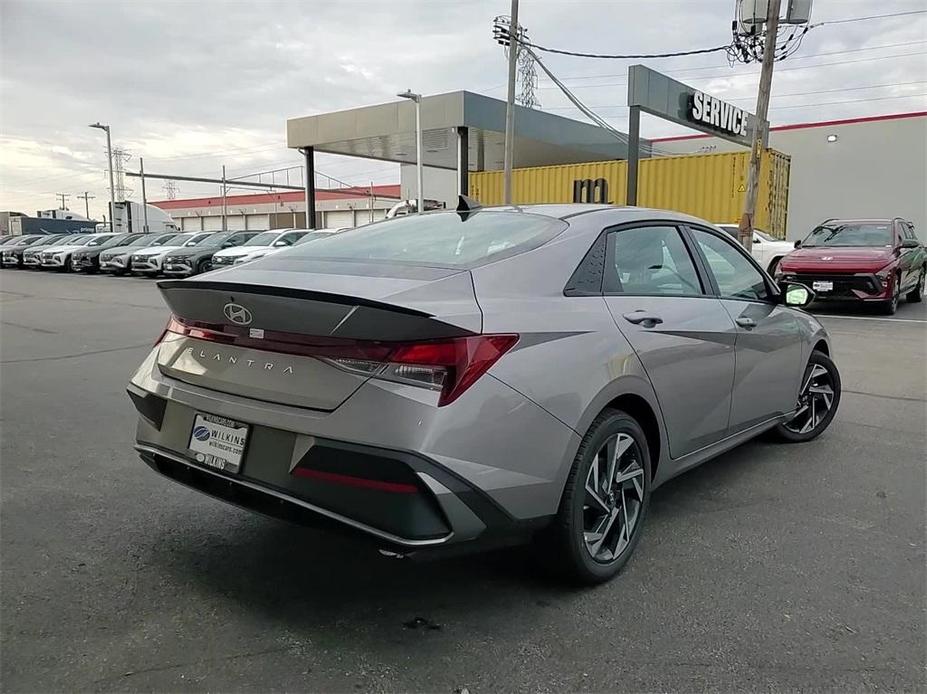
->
left=158, top=315, right=517, bottom=406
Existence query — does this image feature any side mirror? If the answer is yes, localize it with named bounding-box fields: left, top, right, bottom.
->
left=782, top=283, right=814, bottom=308
left=793, top=239, right=802, bottom=249
left=900, top=238, right=919, bottom=249
left=753, top=237, right=761, bottom=244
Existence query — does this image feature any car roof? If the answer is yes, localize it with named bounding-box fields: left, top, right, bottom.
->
left=458, top=204, right=716, bottom=230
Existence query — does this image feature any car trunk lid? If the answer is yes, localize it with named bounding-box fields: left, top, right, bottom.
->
left=155, top=262, right=482, bottom=411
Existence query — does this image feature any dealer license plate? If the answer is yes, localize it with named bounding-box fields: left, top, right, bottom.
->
left=812, top=280, right=833, bottom=292
left=188, top=412, right=249, bottom=473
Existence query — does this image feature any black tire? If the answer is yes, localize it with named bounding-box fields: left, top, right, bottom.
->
left=767, top=256, right=782, bottom=276
left=61, top=255, right=72, bottom=273
left=541, top=409, right=652, bottom=585
left=907, top=268, right=925, bottom=303
left=196, top=259, right=211, bottom=275
left=772, top=351, right=841, bottom=443
left=880, top=276, right=900, bottom=314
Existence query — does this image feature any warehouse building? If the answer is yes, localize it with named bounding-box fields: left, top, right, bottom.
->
left=150, top=185, right=401, bottom=231
left=651, top=111, right=927, bottom=239
left=397, top=111, right=925, bottom=240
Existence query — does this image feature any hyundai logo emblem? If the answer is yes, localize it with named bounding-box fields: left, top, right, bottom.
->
left=192, top=425, right=211, bottom=442
left=223, top=302, right=253, bottom=325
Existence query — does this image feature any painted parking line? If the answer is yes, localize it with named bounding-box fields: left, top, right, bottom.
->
left=814, top=314, right=927, bottom=324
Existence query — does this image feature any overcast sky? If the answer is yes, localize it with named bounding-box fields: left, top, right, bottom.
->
left=1, top=0, right=924, bottom=219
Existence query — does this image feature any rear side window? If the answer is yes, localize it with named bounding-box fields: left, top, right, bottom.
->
left=604, top=226, right=703, bottom=296
left=287, top=211, right=567, bottom=268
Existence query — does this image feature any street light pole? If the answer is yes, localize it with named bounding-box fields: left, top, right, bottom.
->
left=397, top=90, right=424, bottom=214
left=89, top=122, right=116, bottom=232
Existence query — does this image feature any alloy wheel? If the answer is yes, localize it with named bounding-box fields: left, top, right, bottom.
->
left=783, top=363, right=836, bottom=434
left=583, top=432, right=645, bottom=563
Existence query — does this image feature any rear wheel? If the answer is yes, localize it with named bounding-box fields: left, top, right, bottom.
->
left=543, top=409, right=651, bottom=584
left=907, top=268, right=925, bottom=303
left=773, top=351, right=841, bottom=443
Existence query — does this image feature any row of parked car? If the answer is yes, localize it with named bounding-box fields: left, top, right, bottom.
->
left=0, top=228, right=338, bottom=277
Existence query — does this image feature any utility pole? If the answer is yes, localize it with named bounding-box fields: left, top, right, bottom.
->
left=221, top=165, right=228, bottom=231
left=76, top=192, right=94, bottom=219
left=502, top=0, right=519, bottom=205
left=739, top=0, right=781, bottom=249
left=55, top=193, right=70, bottom=210
left=139, top=157, right=149, bottom=233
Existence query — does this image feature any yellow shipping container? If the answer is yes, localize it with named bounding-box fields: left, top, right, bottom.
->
left=469, top=149, right=791, bottom=238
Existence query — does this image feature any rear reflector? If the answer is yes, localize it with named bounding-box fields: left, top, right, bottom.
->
left=159, top=316, right=517, bottom=406
left=292, top=467, right=420, bottom=494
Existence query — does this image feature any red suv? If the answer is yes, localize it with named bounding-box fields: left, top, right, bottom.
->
left=776, top=218, right=926, bottom=314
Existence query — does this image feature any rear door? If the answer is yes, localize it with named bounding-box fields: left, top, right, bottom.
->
left=601, top=223, right=736, bottom=459
left=686, top=225, right=804, bottom=431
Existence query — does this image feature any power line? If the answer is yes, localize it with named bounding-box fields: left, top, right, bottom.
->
left=581, top=93, right=927, bottom=122
left=542, top=80, right=927, bottom=110
left=767, top=93, right=927, bottom=109
left=535, top=50, right=927, bottom=90
left=812, top=9, right=927, bottom=26
left=519, top=39, right=732, bottom=60
left=532, top=40, right=927, bottom=86
left=502, top=9, right=926, bottom=62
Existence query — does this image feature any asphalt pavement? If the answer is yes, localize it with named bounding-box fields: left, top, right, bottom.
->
left=1, top=271, right=924, bottom=692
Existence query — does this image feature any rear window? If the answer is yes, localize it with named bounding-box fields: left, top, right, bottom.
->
left=287, top=211, right=566, bottom=268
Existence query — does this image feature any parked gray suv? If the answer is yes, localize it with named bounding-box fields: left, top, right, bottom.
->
left=129, top=202, right=840, bottom=584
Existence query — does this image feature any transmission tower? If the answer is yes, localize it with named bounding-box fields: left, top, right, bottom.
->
left=492, top=15, right=540, bottom=109
left=163, top=180, right=178, bottom=200
left=111, top=147, right=133, bottom=201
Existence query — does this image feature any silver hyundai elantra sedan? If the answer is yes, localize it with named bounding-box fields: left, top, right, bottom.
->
left=129, top=201, right=840, bottom=584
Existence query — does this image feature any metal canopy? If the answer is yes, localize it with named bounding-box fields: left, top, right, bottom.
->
left=286, top=91, right=641, bottom=171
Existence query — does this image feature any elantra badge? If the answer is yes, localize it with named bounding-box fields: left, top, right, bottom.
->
left=224, top=302, right=253, bottom=325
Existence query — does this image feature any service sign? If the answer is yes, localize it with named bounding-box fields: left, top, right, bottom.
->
left=689, top=91, right=749, bottom=138
left=628, top=65, right=762, bottom=148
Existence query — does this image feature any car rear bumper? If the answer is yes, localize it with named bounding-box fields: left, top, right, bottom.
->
left=128, top=348, right=577, bottom=549
left=780, top=272, right=891, bottom=301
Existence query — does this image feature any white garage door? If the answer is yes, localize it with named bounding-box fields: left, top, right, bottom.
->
left=324, top=210, right=354, bottom=229
left=202, top=216, right=224, bottom=231
left=246, top=214, right=270, bottom=230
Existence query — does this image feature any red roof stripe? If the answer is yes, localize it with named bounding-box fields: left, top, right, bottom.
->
left=650, top=110, right=927, bottom=143
left=151, top=184, right=401, bottom=210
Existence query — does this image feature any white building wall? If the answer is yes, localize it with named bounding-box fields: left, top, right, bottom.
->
left=655, top=114, right=927, bottom=240
left=401, top=165, right=458, bottom=208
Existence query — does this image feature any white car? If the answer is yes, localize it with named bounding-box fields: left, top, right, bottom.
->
left=130, top=231, right=214, bottom=276
left=210, top=229, right=308, bottom=268
left=232, top=229, right=345, bottom=265
left=717, top=224, right=794, bottom=275
left=39, top=233, right=119, bottom=271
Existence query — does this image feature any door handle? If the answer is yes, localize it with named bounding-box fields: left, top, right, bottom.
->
left=623, top=311, right=664, bottom=327
left=736, top=317, right=757, bottom=329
